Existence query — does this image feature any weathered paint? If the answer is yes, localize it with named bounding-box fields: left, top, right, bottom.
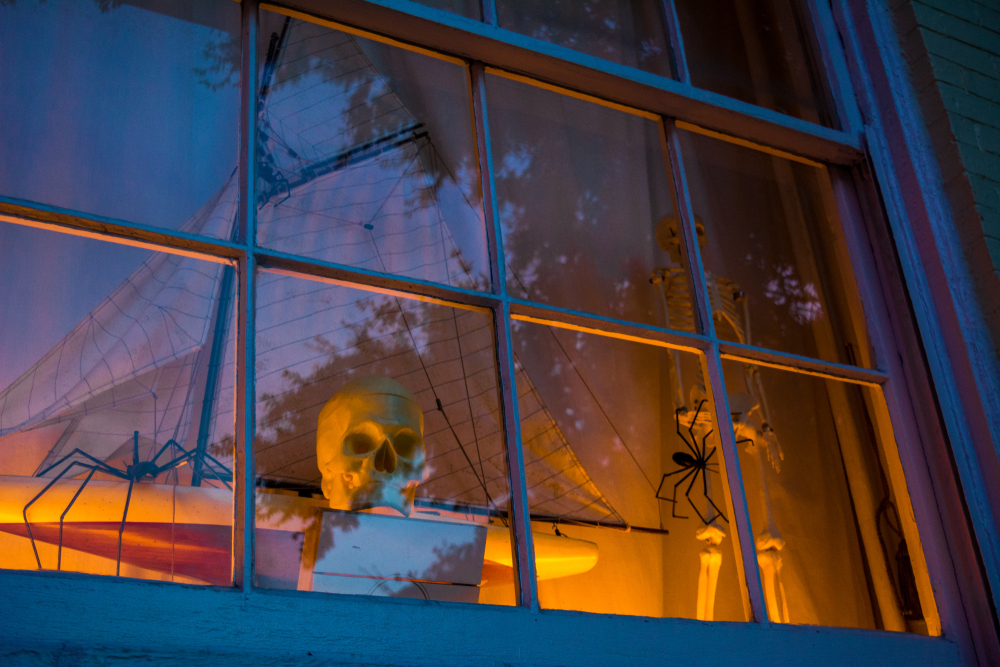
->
left=0, top=569, right=963, bottom=667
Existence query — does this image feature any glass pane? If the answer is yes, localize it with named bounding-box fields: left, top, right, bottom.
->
left=256, top=12, right=489, bottom=291
left=495, top=0, right=673, bottom=77
left=411, top=0, right=482, bottom=20
left=0, top=0, right=241, bottom=238
left=487, top=75, right=694, bottom=329
left=254, top=273, right=515, bottom=605
left=0, top=222, right=236, bottom=584
left=513, top=320, right=748, bottom=620
left=675, top=0, right=834, bottom=126
left=679, top=130, right=871, bottom=366
left=722, top=360, right=933, bottom=633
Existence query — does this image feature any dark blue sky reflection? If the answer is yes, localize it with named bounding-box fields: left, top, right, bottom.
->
left=0, top=0, right=239, bottom=232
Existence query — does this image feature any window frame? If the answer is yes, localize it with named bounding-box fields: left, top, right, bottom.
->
left=0, top=0, right=992, bottom=664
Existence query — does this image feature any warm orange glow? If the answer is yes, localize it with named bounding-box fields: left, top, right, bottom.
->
left=0, top=476, right=232, bottom=584
left=512, top=312, right=704, bottom=354
left=0, top=214, right=234, bottom=265
left=483, top=525, right=598, bottom=580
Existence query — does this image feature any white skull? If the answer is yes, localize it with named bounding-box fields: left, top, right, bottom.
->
left=316, top=376, right=427, bottom=516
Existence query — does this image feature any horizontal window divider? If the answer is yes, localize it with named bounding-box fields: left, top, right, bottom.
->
left=260, top=3, right=466, bottom=67
left=718, top=341, right=888, bottom=386
left=0, top=196, right=244, bottom=264
left=508, top=299, right=710, bottom=353
left=675, top=120, right=825, bottom=168
left=255, top=249, right=501, bottom=312
left=271, top=0, right=864, bottom=166
left=485, top=67, right=660, bottom=121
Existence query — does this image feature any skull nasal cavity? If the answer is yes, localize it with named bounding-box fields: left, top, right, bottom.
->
left=373, top=440, right=397, bottom=474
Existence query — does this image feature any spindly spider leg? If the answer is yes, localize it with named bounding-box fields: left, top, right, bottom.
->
left=117, top=476, right=136, bottom=575
left=59, top=468, right=95, bottom=571
left=699, top=432, right=729, bottom=524
left=704, top=493, right=729, bottom=524
left=151, top=437, right=178, bottom=463
left=25, top=426, right=236, bottom=575
left=153, top=440, right=232, bottom=490
left=688, top=488, right=729, bottom=525
left=658, top=465, right=699, bottom=519
left=37, top=448, right=123, bottom=478
left=692, top=463, right=730, bottom=525
left=676, top=399, right=710, bottom=461
left=24, top=453, right=128, bottom=569
left=659, top=400, right=732, bottom=525
left=157, top=449, right=199, bottom=473
left=197, top=452, right=233, bottom=489
left=698, top=428, right=715, bottom=496
left=696, top=418, right=709, bottom=460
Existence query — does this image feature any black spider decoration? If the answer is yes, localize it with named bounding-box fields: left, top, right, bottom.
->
left=22, top=430, right=232, bottom=575
left=656, top=399, right=729, bottom=525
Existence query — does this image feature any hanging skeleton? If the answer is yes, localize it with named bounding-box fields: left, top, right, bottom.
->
left=650, top=215, right=787, bottom=622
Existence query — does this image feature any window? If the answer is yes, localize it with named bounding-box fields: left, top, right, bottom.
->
left=0, top=0, right=986, bottom=664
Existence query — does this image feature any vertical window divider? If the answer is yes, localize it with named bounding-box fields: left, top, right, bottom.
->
left=494, top=302, right=539, bottom=611
left=471, top=62, right=505, bottom=300
left=665, top=119, right=769, bottom=624
left=659, top=0, right=690, bottom=84
left=705, top=345, right=768, bottom=625
left=662, top=121, right=712, bottom=339
left=471, top=60, right=539, bottom=610
left=234, top=0, right=259, bottom=593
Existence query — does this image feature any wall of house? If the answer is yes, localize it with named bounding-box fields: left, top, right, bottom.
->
left=891, top=0, right=1000, bottom=357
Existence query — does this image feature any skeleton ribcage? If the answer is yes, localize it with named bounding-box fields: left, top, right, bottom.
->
left=659, top=268, right=748, bottom=345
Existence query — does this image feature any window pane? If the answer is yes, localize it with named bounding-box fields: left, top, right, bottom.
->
left=256, top=13, right=490, bottom=291
left=679, top=130, right=871, bottom=366
left=487, top=75, right=694, bottom=328
left=0, top=222, right=236, bottom=584
left=495, top=0, right=673, bottom=77
left=254, top=273, right=515, bottom=605
left=675, top=0, right=833, bottom=126
left=0, top=0, right=240, bottom=238
left=513, top=320, right=748, bottom=620
left=722, top=360, right=934, bottom=632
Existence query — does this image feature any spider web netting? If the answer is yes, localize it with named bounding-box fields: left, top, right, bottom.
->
left=0, top=16, right=622, bottom=526
left=252, top=17, right=622, bottom=524
left=254, top=275, right=621, bottom=525
left=256, top=18, right=486, bottom=288
left=0, top=179, right=238, bottom=484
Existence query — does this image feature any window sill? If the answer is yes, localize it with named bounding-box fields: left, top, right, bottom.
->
left=0, top=568, right=961, bottom=666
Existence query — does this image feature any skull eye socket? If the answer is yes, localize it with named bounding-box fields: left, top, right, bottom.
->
left=344, top=431, right=378, bottom=456
left=392, top=430, right=421, bottom=458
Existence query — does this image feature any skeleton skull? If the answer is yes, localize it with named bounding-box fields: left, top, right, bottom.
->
left=654, top=215, right=707, bottom=266
left=317, top=376, right=427, bottom=516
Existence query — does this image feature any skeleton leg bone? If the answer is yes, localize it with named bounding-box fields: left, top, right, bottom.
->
left=750, top=430, right=789, bottom=623
left=756, top=532, right=789, bottom=623
left=696, top=524, right=725, bottom=620
left=694, top=417, right=726, bottom=621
